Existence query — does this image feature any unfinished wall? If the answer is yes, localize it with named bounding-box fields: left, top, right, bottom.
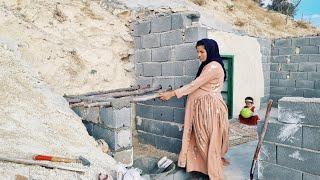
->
left=270, top=36, right=320, bottom=106
left=72, top=105, right=133, bottom=166
left=258, top=97, right=320, bottom=179
left=133, top=12, right=207, bottom=153
left=208, top=31, right=269, bottom=115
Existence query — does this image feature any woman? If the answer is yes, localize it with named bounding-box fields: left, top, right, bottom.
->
left=159, top=38, right=229, bottom=180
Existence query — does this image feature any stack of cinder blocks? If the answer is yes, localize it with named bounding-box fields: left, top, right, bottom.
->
left=133, top=12, right=208, bottom=153
left=73, top=105, right=133, bottom=166
left=258, top=97, right=320, bottom=179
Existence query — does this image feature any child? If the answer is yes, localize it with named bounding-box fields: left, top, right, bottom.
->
left=239, top=97, right=260, bottom=126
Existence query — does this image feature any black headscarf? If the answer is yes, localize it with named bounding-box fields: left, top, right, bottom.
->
left=195, top=38, right=226, bottom=81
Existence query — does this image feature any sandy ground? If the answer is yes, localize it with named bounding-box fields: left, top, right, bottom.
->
left=0, top=41, right=117, bottom=179
left=0, top=0, right=135, bottom=96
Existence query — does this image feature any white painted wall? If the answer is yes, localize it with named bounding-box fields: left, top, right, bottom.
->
left=208, top=31, right=264, bottom=117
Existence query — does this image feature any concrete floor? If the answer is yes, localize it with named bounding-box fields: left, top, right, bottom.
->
left=224, top=140, right=258, bottom=180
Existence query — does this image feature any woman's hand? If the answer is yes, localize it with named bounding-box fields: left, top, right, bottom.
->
left=159, top=91, right=175, bottom=101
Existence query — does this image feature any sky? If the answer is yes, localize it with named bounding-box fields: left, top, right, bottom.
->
left=294, top=0, right=320, bottom=27
left=262, top=0, right=320, bottom=27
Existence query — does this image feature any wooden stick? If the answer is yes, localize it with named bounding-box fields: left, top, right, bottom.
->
left=70, top=87, right=171, bottom=108
left=0, top=156, right=86, bottom=173
left=67, top=85, right=155, bottom=104
left=64, top=85, right=142, bottom=99
left=249, top=100, right=273, bottom=180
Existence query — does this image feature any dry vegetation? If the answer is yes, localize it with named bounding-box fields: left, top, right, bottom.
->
left=195, top=0, right=320, bottom=38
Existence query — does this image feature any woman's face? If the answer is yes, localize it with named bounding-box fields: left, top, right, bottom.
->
left=196, top=45, right=207, bottom=63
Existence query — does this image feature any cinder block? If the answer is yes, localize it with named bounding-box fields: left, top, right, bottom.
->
left=151, top=46, right=171, bottom=62
left=282, top=63, right=299, bottom=71
left=279, top=47, right=295, bottom=55
left=171, top=13, right=192, bottom=30
left=296, top=80, right=314, bottom=89
left=286, top=88, right=304, bottom=97
left=163, top=122, right=183, bottom=139
left=278, top=97, right=320, bottom=126
left=135, top=63, right=143, bottom=76
left=260, top=47, right=271, bottom=55
left=151, top=16, right=171, bottom=33
left=160, top=30, right=183, bottom=46
left=259, top=142, right=276, bottom=164
left=142, top=118, right=164, bottom=136
left=271, top=48, right=279, bottom=56
left=270, top=87, right=287, bottom=95
left=153, top=77, right=175, bottom=90
left=143, top=96, right=186, bottom=108
left=277, top=145, right=320, bottom=175
left=315, top=80, right=320, bottom=89
left=310, top=37, right=320, bottom=46
left=300, top=46, right=319, bottom=54
left=174, top=43, right=197, bottom=61
left=262, top=56, right=270, bottom=63
left=303, top=89, right=320, bottom=98
left=133, top=21, right=151, bottom=36
left=291, top=54, right=309, bottom=63
left=155, top=135, right=182, bottom=153
left=292, top=37, right=310, bottom=47
left=263, top=119, right=302, bottom=147
left=262, top=63, right=270, bottom=71
left=162, top=62, right=184, bottom=76
left=136, top=103, right=153, bottom=119
left=92, top=125, right=132, bottom=151
left=79, top=107, right=101, bottom=124
left=308, top=72, right=320, bottom=80
left=268, top=64, right=278, bottom=72
left=173, top=108, right=185, bottom=124
left=137, top=130, right=155, bottom=146
left=143, top=63, right=162, bottom=77
left=258, top=38, right=272, bottom=47
left=258, top=161, right=302, bottom=180
left=303, top=173, right=320, bottom=180
left=290, top=72, right=308, bottom=80
left=271, top=55, right=289, bottom=63
left=100, top=107, right=131, bottom=129
left=135, top=49, right=151, bottom=63
left=184, top=60, right=200, bottom=76
left=275, top=38, right=292, bottom=47
left=82, top=120, right=93, bottom=135
left=113, top=148, right=133, bottom=166
left=141, top=34, right=160, bottom=48
left=153, top=106, right=174, bottom=121
left=270, top=79, right=279, bottom=86
left=279, top=79, right=296, bottom=87
left=303, top=126, right=320, bottom=151
left=134, top=37, right=142, bottom=49
left=309, top=55, right=320, bottom=62
left=136, top=77, right=152, bottom=87
left=184, top=27, right=207, bottom=43
left=299, top=63, right=317, bottom=72
left=174, top=76, right=194, bottom=89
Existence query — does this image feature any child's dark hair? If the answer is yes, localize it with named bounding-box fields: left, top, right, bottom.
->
left=245, top=97, right=254, bottom=103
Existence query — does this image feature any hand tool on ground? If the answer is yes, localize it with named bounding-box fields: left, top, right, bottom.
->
left=33, top=155, right=90, bottom=167
left=151, top=156, right=173, bottom=174
left=0, top=156, right=85, bottom=173
left=249, top=100, right=273, bottom=180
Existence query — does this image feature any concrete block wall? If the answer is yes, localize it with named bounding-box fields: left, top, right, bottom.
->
left=73, top=106, right=133, bottom=166
left=270, top=36, right=320, bottom=106
left=258, top=38, right=272, bottom=106
left=258, top=97, right=320, bottom=179
left=133, top=12, right=207, bottom=153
